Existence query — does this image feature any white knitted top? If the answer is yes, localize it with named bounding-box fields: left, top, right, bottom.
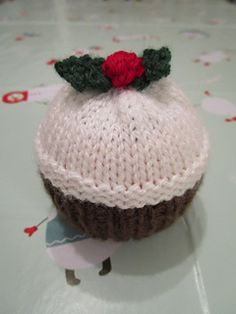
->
left=36, top=78, right=209, bottom=209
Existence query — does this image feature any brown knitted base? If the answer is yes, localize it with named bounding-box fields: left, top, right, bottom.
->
left=42, top=176, right=201, bottom=241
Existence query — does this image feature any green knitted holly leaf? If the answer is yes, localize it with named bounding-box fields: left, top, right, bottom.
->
left=132, top=47, right=171, bottom=90
left=55, top=48, right=171, bottom=93
left=55, top=55, right=112, bottom=92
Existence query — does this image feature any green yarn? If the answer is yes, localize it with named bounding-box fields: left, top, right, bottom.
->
left=55, top=55, right=112, bottom=92
left=55, top=47, right=171, bottom=93
left=132, top=47, right=171, bottom=90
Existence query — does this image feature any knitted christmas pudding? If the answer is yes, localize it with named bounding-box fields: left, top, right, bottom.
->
left=36, top=48, right=209, bottom=241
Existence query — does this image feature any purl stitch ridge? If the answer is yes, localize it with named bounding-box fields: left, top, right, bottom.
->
left=35, top=78, right=209, bottom=209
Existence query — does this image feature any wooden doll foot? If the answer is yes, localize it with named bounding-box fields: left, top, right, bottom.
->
left=99, top=257, right=112, bottom=276
left=65, top=269, right=81, bottom=286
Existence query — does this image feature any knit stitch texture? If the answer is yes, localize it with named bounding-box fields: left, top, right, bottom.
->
left=43, top=176, right=201, bottom=240
left=55, top=48, right=171, bottom=92
left=35, top=78, right=209, bottom=209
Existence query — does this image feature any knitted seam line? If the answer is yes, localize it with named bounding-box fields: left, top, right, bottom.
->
left=35, top=79, right=209, bottom=209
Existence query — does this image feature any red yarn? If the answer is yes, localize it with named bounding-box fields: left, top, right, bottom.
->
left=102, top=51, right=144, bottom=88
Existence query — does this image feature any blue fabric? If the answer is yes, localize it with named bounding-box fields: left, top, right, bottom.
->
left=46, top=215, right=89, bottom=248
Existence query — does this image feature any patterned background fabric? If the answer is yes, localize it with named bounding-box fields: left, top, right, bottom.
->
left=0, top=1, right=236, bottom=313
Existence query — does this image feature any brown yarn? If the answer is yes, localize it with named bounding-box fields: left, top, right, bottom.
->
left=42, top=176, right=201, bottom=241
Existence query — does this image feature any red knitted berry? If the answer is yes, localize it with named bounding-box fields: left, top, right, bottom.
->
left=102, top=51, right=144, bottom=88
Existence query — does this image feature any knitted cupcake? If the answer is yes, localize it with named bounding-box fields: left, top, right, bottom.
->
left=35, top=48, right=209, bottom=241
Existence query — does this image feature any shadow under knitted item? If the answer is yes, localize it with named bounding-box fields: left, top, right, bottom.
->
left=42, top=176, right=201, bottom=241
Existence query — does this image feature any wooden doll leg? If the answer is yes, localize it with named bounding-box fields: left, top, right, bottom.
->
left=65, top=269, right=81, bottom=286
left=99, top=257, right=112, bottom=276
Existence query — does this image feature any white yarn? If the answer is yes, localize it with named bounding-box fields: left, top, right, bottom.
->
left=35, top=78, right=209, bottom=209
